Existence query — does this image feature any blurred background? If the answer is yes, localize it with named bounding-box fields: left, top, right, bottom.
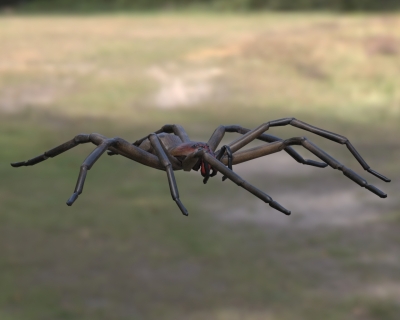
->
left=1, top=1, right=400, bottom=320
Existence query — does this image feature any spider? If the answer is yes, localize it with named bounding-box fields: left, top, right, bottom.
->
left=11, top=118, right=390, bottom=216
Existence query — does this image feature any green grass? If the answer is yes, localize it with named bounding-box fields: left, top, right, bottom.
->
left=0, top=13, right=399, bottom=320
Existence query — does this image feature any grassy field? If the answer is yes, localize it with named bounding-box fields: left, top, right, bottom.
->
left=1, top=13, right=400, bottom=320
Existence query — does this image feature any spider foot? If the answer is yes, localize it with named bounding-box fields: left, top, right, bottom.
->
left=365, top=185, right=387, bottom=198
left=269, top=201, right=291, bottom=215
left=66, top=192, right=79, bottom=206
left=367, top=168, right=391, bottom=183
left=341, top=167, right=387, bottom=198
left=11, top=154, right=48, bottom=167
left=175, top=199, right=188, bottom=216
left=303, top=159, right=328, bottom=168
left=11, top=161, right=26, bottom=167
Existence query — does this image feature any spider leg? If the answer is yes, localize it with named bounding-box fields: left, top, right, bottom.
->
left=195, top=150, right=291, bottom=215
left=202, top=159, right=211, bottom=184
left=66, top=138, right=117, bottom=206
left=249, top=132, right=328, bottom=168
left=10, top=132, right=172, bottom=170
left=215, top=145, right=233, bottom=181
left=220, top=137, right=387, bottom=198
left=203, top=145, right=232, bottom=184
left=148, top=134, right=188, bottom=216
left=207, top=125, right=327, bottom=168
left=212, top=119, right=390, bottom=182
left=11, top=134, right=91, bottom=167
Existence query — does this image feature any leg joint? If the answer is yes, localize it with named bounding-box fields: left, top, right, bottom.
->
left=269, top=118, right=295, bottom=127
left=74, top=134, right=90, bottom=143
left=108, top=138, right=118, bottom=146
left=162, top=160, right=172, bottom=169
left=224, top=125, right=242, bottom=133
left=283, top=136, right=305, bottom=146
left=112, top=137, right=123, bottom=146
left=161, top=124, right=175, bottom=133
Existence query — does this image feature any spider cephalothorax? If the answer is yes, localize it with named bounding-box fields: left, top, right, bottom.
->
left=11, top=118, right=391, bottom=217
left=169, top=141, right=217, bottom=180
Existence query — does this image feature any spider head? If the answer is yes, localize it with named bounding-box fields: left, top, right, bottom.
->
left=190, top=143, right=217, bottom=183
left=171, top=142, right=217, bottom=183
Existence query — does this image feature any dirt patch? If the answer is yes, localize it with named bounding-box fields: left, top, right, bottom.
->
left=184, top=44, right=242, bottom=62
left=0, top=79, right=75, bottom=113
left=147, top=64, right=223, bottom=108
left=365, top=36, right=399, bottom=56
left=217, top=187, right=392, bottom=229
left=362, top=282, right=400, bottom=302
left=185, top=308, right=275, bottom=320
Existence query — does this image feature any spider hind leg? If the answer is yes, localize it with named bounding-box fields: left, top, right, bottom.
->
left=11, top=134, right=91, bottom=167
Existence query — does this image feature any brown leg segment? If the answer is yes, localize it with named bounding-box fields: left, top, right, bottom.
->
left=149, top=134, right=188, bottom=216
left=67, top=138, right=117, bottom=205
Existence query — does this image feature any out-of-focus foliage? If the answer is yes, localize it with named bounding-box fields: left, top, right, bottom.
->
left=2, top=0, right=400, bottom=12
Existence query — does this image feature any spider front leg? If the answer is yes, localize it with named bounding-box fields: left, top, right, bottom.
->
left=148, top=134, right=188, bottom=216
left=195, top=150, right=291, bottom=215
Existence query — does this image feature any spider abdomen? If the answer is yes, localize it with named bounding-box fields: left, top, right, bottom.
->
left=138, top=133, right=182, bottom=155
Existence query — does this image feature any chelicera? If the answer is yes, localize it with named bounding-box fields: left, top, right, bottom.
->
left=11, top=118, right=390, bottom=216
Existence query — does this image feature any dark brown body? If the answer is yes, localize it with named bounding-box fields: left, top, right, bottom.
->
left=136, top=132, right=215, bottom=173
left=137, top=133, right=201, bottom=158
